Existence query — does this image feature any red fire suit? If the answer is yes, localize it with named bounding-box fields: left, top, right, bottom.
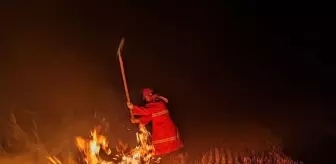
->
left=132, top=101, right=184, bottom=156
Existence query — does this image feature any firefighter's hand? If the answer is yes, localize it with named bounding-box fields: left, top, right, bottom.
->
left=126, top=102, right=134, bottom=109
left=130, top=118, right=140, bottom=124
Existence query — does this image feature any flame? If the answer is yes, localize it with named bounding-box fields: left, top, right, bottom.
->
left=120, top=124, right=158, bottom=164
left=75, top=125, right=112, bottom=164
left=47, top=124, right=159, bottom=164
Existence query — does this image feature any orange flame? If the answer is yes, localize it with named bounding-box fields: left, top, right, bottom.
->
left=121, top=124, right=159, bottom=164
left=48, top=124, right=159, bottom=164
left=75, top=125, right=112, bottom=164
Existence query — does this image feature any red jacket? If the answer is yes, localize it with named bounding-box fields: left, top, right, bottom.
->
left=132, top=101, right=184, bottom=156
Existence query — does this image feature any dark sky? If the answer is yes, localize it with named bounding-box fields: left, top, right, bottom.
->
left=0, top=1, right=333, bottom=162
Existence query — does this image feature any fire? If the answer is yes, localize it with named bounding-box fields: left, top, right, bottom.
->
left=75, top=125, right=112, bottom=164
left=120, top=124, right=158, bottom=164
left=47, top=124, right=159, bottom=164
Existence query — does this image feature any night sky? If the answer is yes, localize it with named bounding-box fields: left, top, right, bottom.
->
left=0, top=1, right=333, bottom=163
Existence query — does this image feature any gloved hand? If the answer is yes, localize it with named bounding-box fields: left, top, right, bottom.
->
left=130, top=118, right=140, bottom=124
left=126, top=102, right=134, bottom=109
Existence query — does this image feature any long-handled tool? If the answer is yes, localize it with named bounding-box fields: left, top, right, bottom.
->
left=117, top=38, right=133, bottom=118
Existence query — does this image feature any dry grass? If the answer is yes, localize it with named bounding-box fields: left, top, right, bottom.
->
left=196, top=147, right=302, bottom=164
left=0, top=113, right=50, bottom=164
left=164, top=147, right=302, bottom=164
left=0, top=112, right=303, bottom=164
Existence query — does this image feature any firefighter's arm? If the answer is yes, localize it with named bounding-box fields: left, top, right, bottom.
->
left=133, top=105, right=154, bottom=116
left=130, top=115, right=152, bottom=124
left=127, top=102, right=152, bottom=116
left=138, top=116, right=152, bottom=125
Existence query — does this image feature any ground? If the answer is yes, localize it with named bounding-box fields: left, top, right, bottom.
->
left=0, top=112, right=297, bottom=163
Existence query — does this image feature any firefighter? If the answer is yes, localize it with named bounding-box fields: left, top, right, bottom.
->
left=126, top=88, right=184, bottom=157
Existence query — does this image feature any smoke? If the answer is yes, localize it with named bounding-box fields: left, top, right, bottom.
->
left=0, top=5, right=133, bottom=146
